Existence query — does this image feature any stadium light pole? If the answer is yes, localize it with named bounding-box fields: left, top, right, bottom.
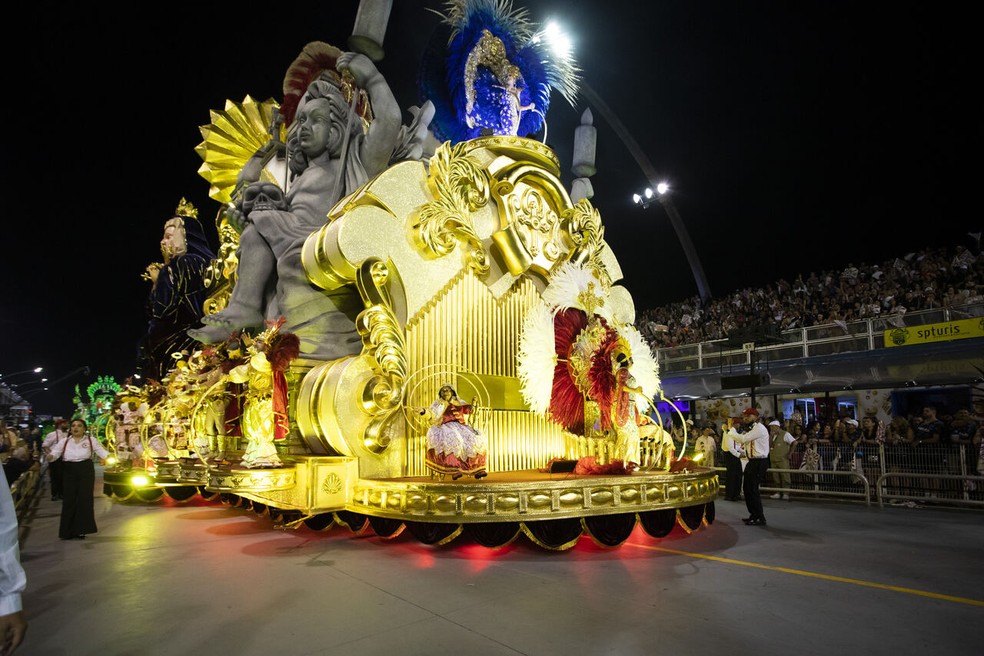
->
left=14, top=379, right=48, bottom=393
left=0, top=367, right=44, bottom=382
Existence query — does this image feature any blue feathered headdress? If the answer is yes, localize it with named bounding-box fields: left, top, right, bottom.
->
left=420, top=0, right=580, bottom=144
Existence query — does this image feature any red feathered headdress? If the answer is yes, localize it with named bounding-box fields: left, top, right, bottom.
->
left=547, top=308, right=589, bottom=432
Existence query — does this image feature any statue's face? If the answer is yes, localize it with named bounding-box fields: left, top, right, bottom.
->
left=295, top=98, right=335, bottom=158
left=161, top=222, right=187, bottom=261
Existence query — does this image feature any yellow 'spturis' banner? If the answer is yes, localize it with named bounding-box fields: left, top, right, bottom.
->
left=884, top=317, right=984, bottom=347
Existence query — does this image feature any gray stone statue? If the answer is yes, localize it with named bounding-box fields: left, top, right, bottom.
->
left=189, top=50, right=433, bottom=361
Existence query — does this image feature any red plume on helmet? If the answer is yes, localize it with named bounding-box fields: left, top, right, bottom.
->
left=280, top=41, right=343, bottom=126
left=280, top=41, right=374, bottom=128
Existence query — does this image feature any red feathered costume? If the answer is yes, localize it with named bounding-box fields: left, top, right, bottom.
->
left=267, top=332, right=300, bottom=441
left=546, top=309, right=639, bottom=474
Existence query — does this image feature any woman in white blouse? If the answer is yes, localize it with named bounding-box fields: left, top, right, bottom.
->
left=45, top=419, right=109, bottom=540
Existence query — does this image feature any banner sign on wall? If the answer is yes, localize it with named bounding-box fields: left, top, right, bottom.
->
left=884, top=317, right=984, bottom=348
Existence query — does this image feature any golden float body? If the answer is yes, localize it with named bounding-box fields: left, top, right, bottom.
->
left=107, top=136, right=717, bottom=547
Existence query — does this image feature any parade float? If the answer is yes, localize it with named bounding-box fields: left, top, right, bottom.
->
left=71, top=375, right=121, bottom=448
left=102, top=0, right=717, bottom=550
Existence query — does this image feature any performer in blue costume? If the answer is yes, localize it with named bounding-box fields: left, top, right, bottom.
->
left=419, top=0, right=579, bottom=144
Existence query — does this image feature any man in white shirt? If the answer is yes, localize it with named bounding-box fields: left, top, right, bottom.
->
left=720, top=419, right=745, bottom=501
left=0, top=480, right=28, bottom=654
left=729, top=407, right=770, bottom=526
left=41, top=420, right=68, bottom=501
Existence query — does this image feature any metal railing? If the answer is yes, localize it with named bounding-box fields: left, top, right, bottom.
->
left=761, top=468, right=873, bottom=505
left=10, top=467, right=42, bottom=517
left=703, top=442, right=984, bottom=510
left=874, top=473, right=984, bottom=509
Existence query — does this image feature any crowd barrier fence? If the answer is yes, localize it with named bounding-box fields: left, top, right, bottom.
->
left=707, top=442, right=984, bottom=509
left=9, top=467, right=42, bottom=519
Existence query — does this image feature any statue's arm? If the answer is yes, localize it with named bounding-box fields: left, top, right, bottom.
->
left=337, top=52, right=402, bottom=176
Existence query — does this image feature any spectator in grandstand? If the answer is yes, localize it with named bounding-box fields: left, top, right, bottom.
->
left=838, top=417, right=860, bottom=467
left=815, top=422, right=839, bottom=479
left=856, top=415, right=884, bottom=451
left=0, top=478, right=28, bottom=654
left=824, top=417, right=850, bottom=472
left=635, top=239, right=983, bottom=351
left=886, top=415, right=913, bottom=444
left=851, top=414, right=883, bottom=481
left=913, top=405, right=945, bottom=446
left=767, top=419, right=795, bottom=499
left=946, top=408, right=978, bottom=446
left=859, top=410, right=884, bottom=441
left=0, top=421, right=15, bottom=455
left=973, top=423, right=984, bottom=476
left=22, top=425, right=41, bottom=460
left=2, top=443, right=37, bottom=486
left=787, top=422, right=806, bottom=469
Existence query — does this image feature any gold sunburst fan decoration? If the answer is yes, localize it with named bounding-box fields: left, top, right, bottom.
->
left=195, top=95, right=282, bottom=205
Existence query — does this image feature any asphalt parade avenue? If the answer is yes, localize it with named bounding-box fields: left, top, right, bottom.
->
left=15, top=468, right=982, bottom=656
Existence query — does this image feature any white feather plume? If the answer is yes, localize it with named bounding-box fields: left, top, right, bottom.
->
left=517, top=301, right=556, bottom=415
left=541, top=262, right=614, bottom=323
left=623, top=324, right=660, bottom=413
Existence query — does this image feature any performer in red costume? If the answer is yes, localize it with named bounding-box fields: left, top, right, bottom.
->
left=419, top=385, right=488, bottom=480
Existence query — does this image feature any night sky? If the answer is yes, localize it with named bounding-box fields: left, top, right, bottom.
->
left=3, top=1, right=977, bottom=415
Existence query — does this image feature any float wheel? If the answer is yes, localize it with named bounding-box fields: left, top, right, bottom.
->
left=405, top=522, right=462, bottom=546
left=165, top=486, right=198, bottom=502
left=521, top=518, right=583, bottom=550
left=303, top=513, right=336, bottom=531
left=367, top=516, right=405, bottom=538
left=582, top=513, right=637, bottom=547
left=464, top=522, right=521, bottom=548
left=638, top=508, right=677, bottom=538
left=134, top=487, right=165, bottom=503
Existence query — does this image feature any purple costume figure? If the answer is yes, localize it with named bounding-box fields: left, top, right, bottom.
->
left=137, top=200, right=215, bottom=381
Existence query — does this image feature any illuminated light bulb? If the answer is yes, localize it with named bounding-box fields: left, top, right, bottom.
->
left=540, top=21, right=573, bottom=59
